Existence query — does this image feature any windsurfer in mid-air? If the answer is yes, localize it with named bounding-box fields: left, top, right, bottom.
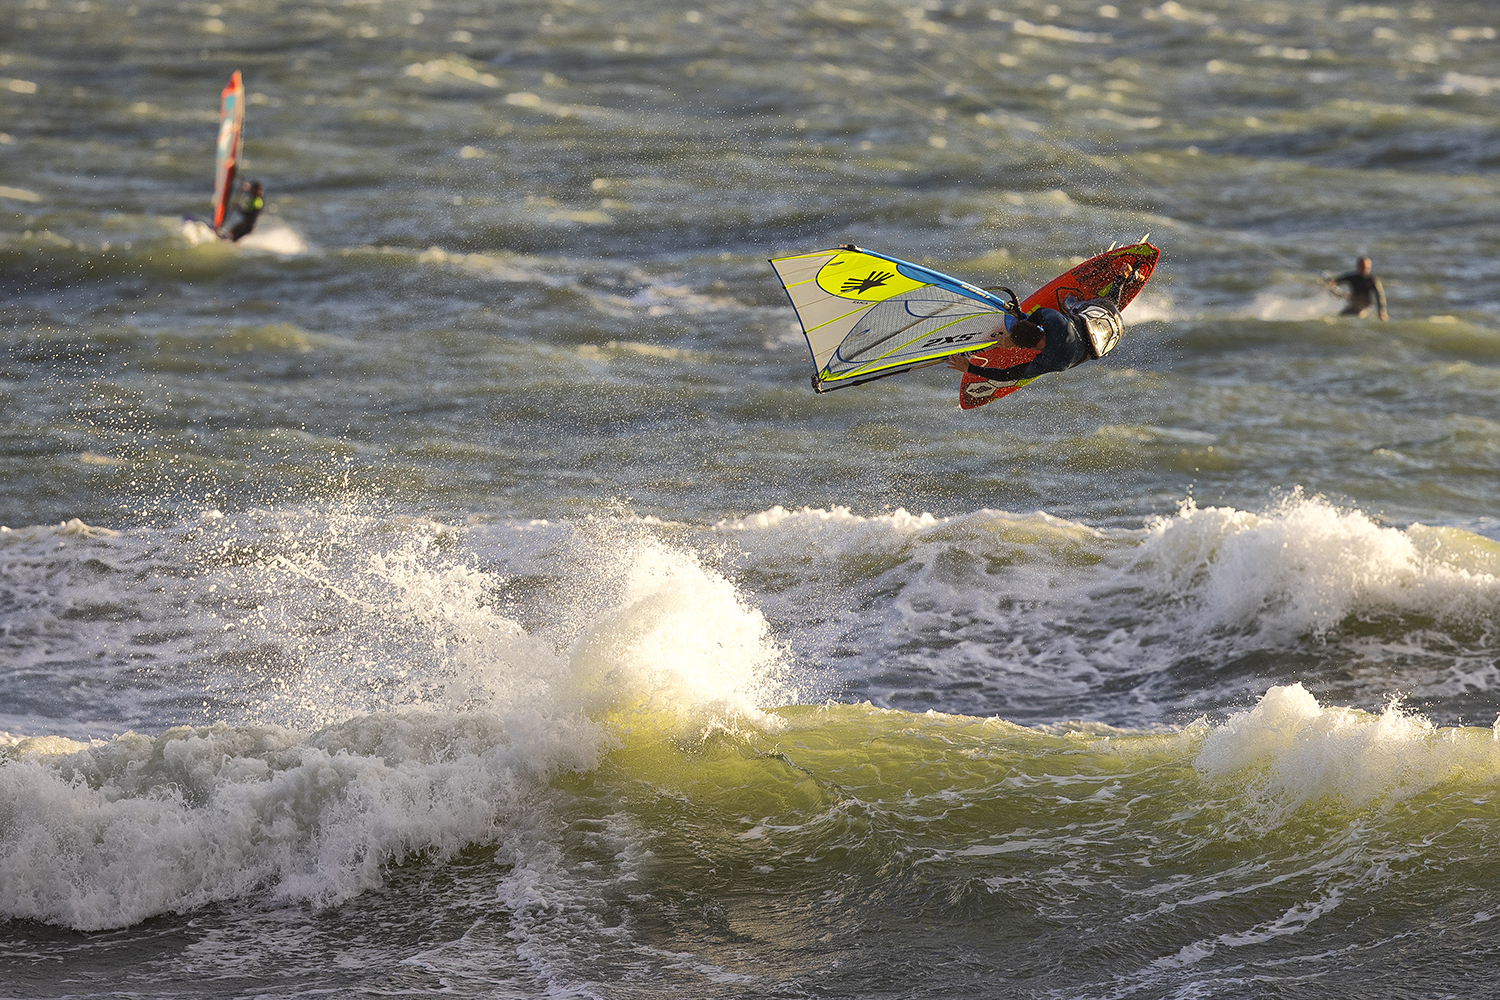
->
left=1326, top=256, right=1387, bottom=320
left=945, top=273, right=1132, bottom=385
left=945, top=306, right=1093, bottom=382
left=219, top=178, right=264, bottom=241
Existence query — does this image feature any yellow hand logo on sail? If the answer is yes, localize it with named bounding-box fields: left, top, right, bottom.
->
left=816, top=252, right=928, bottom=302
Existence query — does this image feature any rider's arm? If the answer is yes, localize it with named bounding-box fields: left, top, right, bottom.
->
left=966, top=360, right=1030, bottom=380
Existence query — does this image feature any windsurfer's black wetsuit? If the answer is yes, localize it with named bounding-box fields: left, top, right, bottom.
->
left=964, top=307, right=1091, bottom=382
left=221, top=180, right=264, bottom=242
left=1332, top=269, right=1386, bottom=318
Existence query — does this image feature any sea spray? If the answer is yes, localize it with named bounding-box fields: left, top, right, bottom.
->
left=232, top=508, right=567, bottom=728
left=0, top=512, right=806, bottom=931
left=569, top=537, right=794, bottom=736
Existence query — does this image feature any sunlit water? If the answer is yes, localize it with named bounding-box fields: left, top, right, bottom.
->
left=3, top=1, right=1499, bottom=996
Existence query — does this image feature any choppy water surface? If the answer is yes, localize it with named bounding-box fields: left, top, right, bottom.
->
left=2, top=0, right=1499, bottom=997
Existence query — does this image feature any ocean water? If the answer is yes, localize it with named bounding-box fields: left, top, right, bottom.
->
left=3, top=0, right=1500, bottom=996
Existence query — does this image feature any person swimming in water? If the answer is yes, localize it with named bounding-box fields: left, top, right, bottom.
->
left=219, top=178, right=264, bottom=242
left=1327, top=256, right=1387, bottom=320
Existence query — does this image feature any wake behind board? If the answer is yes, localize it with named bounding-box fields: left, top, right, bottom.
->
left=769, top=246, right=1023, bottom=393
left=211, top=70, right=245, bottom=234
left=959, top=242, right=1158, bottom=410
left=180, top=216, right=220, bottom=246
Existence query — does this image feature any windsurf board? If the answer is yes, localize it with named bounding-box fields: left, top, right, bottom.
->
left=958, top=242, right=1158, bottom=410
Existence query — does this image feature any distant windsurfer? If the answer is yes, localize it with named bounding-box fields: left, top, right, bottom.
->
left=219, top=179, right=264, bottom=241
left=1326, top=256, right=1387, bottom=320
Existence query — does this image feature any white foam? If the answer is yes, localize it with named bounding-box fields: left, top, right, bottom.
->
left=1440, top=70, right=1500, bottom=96
left=0, top=511, right=800, bottom=929
left=180, top=218, right=306, bottom=254
left=569, top=539, right=793, bottom=733
left=236, top=220, right=307, bottom=255
left=714, top=499, right=1500, bottom=647
left=7, top=500, right=1499, bottom=932
left=1132, top=494, right=1500, bottom=639
left=610, top=275, right=738, bottom=316
left=240, top=514, right=796, bottom=734
left=416, top=245, right=560, bottom=285
left=1122, top=289, right=1176, bottom=323
left=717, top=504, right=939, bottom=534
left=1248, top=289, right=1339, bottom=321
left=1197, top=683, right=1500, bottom=817
left=0, top=712, right=593, bottom=931
left=700, top=498, right=1500, bottom=726
left=7, top=734, right=93, bottom=755
left=179, top=217, right=219, bottom=246
left=711, top=505, right=1131, bottom=713
left=206, top=513, right=560, bottom=729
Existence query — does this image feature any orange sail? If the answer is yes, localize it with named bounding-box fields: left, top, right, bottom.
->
left=210, top=71, right=245, bottom=231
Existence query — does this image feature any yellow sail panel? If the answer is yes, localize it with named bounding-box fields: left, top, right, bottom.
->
left=813, top=251, right=930, bottom=302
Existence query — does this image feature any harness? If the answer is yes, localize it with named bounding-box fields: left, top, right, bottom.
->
left=1065, top=297, right=1125, bottom=359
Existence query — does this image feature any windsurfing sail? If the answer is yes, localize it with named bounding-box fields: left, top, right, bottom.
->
left=211, top=70, right=245, bottom=232
left=769, top=246, right=1022, bottom=392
